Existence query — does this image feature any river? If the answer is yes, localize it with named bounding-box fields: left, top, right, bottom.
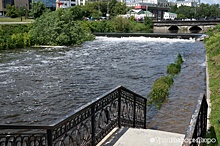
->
left=0, top=37, right=206, bottom=132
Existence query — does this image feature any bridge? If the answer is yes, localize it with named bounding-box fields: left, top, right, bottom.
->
left=0, top=86, right=208, bottom=146
left=153, top=20, right=220, bottom=32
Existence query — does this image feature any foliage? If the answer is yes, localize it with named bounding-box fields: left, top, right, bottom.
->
left=177, top=14, right=186, bottom=19
left=83, top=20, right=114, bottom=32
left=148, top=76, right=173, bottom=108
left=82, top=1, right=127, bottom=19
left=205, top=24, right=220, bottom=145
left=111, top=2, right=127, bottom=17
left=0, top=24, right=31, bottom=50
left=167, top=54, right=184, bottom=76
left=169, top=3, right=220, bottom=19
left=111, top=16, right=131, bottom=32
left=83, top=16, right=152, bottom=33
left=29, top=1, right=47, bottom=19
left=148, top=54, right=184, bottom=109
left=6, top=4, right=19, bottom=18
left=144, top=16, right=152, bottom=26
left=29, top=8, right=94, bottom=46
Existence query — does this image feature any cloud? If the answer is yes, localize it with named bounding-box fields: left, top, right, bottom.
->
left=202, top=0, right=220, bottom=4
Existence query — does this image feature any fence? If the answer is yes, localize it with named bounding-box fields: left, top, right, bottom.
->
left=182, top=93, right=208, bottom=146
left=0, top=86, right=147, bottom=146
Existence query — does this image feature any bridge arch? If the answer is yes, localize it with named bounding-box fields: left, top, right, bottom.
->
left=189, top=25, right=202, bottom=32
left=168, top=25, right=179, bottom=31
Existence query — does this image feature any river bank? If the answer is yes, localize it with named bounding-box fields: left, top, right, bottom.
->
left=205, top=25, right=220, bottom=145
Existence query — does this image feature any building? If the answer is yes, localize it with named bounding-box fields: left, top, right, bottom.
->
left=0, top=0, right=30, bottom=16
left=57, top=0, right=85, bottom=9
left=163, top=11, right=177, bottom=20
left=176, top=1, right=197, bottom=7
left=127, top=9, right=154, bottom=17
left=119, top=8, right=154, bottom=21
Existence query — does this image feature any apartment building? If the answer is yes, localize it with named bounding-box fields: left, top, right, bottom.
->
left=57, top=0, right=85, bottom=9
left=0, top=0, right=30, bottom=15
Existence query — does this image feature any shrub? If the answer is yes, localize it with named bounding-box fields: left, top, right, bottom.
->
left=111, top=16, right=131, bottom=32
left=29, top=10, right=95, bottom=46
left=167, top=54, right=183, bottom=76
left=0, top=24, right=31, bottom=50
left=148, top=54, right=184, bottom=109
left=148, top=76, right=174, bottom=108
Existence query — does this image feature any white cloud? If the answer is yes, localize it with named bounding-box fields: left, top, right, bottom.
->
left=201, top=0, right=220, bottom=4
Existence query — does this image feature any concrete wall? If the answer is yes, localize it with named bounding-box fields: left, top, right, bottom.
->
left=154, top=25, right=216, bottom=31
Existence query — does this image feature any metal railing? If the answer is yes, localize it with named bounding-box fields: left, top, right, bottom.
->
left=182, top=93, right=208, bottom=146
left=0, top=86, right=147, bottom=146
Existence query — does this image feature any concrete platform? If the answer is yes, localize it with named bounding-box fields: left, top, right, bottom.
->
left=100, top=128, right=185, bottom=146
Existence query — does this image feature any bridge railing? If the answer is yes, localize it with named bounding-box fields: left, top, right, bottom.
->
left=0, top=86, right=147, bottom=146
left=182, top=93, right=208, bottom=146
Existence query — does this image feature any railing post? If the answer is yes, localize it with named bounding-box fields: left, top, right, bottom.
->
left=47, top=129, right=53, bottom=146
left=91, top=105, right=96, bottom=146
left=118, top=88, right=121, bottom=128
left=144, top=98, right=147, bottom=129
left=133, top=95, right=136, bottom=128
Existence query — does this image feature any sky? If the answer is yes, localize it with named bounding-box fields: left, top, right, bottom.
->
left=168, top=0, right=219, bottom=5
left=201, top=0, right=220, bottom=4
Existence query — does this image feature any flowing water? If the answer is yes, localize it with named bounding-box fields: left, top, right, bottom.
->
left=0, top=37, right=206, bottom=133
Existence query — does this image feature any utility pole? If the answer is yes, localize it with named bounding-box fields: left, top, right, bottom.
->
left=20, top=5, right=22, bottom=21
left=107, top=0, right=109, bottom=20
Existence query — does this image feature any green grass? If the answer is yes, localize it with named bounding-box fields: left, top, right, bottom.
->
left=205, top=25, right=220, bottom=145
left=0, top=17, right=34, bottom=22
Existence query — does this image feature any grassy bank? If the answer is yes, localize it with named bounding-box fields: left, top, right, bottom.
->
left=205, top=25, right=220, bottom=145
left=0, top=17, right=34, bottom=22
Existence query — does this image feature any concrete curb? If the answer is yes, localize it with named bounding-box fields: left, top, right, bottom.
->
left=206, top=55, right=211, bottom=130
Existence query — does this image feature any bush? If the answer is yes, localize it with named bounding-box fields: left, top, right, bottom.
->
left=0, top=24, right=31, bottom=50
left=29, top=9, right=94, bottom=46
left=111, top=16, right=131, bottom=32
left=167, top=54, right=183, bottom=76
left=167, top=63, right=181, bottom=76
left=148, top=76, right=174, bottom=108
left=148, top=54, right=183, bottom=109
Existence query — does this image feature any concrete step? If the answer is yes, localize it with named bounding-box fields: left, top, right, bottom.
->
left=99, top=128, right=185, bottom=146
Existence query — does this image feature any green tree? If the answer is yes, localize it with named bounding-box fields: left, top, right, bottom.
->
left=29, top=9, right=94, bottom=46
left=111, top=2, right=127, bottom=17
left=144, top=16, right=153, bottom=28
left=177, top=14, right=186, bottom=19
left=173, top=3, right=220, bottom=19
left=29, top=1, right=47, bottom=19
left=169, top=5, right=178, bottom=13
left=5, top=4, right=19, bottom=18
left=111, top=16, right=131, bottom=32
left=176, top=5, right=194, bottom=19
left=82, top=2, right=103, bottom=18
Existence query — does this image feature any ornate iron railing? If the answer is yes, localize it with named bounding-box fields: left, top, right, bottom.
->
left=0, top=86, right=147, bottom=146
left=182, top=93, right=208, bottom=146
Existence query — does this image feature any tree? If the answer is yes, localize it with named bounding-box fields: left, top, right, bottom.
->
left=111, top=2, right=127, bottom=17
left=144, top=16, right=153, bottom=28
left=169, top=5, right=178, bottom=13
left=29, top=9, right=94, bottom=46
left=177, top=14, right=186, bottom=19
left=29, top=1, right=47, bottom=19
left=172, top=3, right=220, bottom=19
left=5, top=4, right=19, bottom=18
